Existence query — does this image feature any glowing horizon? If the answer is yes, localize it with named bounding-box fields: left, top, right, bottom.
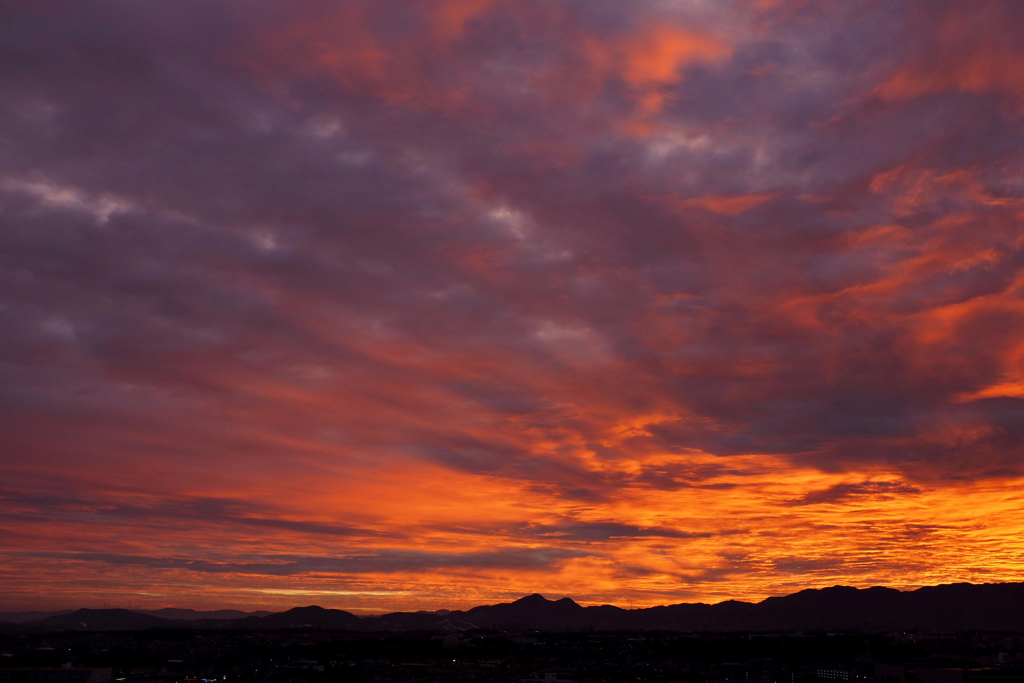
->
left=3, top=0, right=1024, bottom=613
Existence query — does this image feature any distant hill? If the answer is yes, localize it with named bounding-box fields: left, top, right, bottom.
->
left=0, top=610, right=75, bottom=624
left=138, top=608, right=273, bottom=621
left=226, top=605, right=362, bottom=630
left=372, top=610, right=476, bottom=631
left=460, top=594, right=590, bottom=629
left=12, top=582, right=1024, bottom=633
left=33, top=608, right=178, bottom=631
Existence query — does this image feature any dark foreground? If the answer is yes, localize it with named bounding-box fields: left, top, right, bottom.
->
left=3, top=629, right=1024, bottom=683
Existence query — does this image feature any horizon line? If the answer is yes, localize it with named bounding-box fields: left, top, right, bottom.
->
left=3, top=580, right=1019, bottom=616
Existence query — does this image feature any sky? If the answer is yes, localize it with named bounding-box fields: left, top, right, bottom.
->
left=2, top=0, right=1024, bottom=613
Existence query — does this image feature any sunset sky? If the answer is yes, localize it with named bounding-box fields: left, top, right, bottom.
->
left=3, top=0, right=1024, bottom=613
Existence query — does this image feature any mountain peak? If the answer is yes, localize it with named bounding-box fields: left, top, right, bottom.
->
left=285, top=605, right=326, bottom=613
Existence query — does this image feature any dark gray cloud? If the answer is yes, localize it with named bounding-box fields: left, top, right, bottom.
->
left=17, top=548, right=594, bottom=576
left=0, top=490, right=387, bottom=539
left=517, top=521, right=720, bottom=542
left=783, top=481, right=922, bottom=507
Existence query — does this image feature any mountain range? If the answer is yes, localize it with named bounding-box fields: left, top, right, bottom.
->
left=4, top=582, right=1024, bottom=633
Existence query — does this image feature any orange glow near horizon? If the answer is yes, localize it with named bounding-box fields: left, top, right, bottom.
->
left=5, top=458, right=1024, bottom=612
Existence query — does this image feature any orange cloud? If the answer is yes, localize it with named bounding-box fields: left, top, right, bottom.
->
left=669, top=192, right=778, bottom=216
left=618, top=28, right=727, bottom=88
left=584, top=26, right=729, bottom=117
left=873, top=2, right=1024, bottom=110
left=248, top=1, right=490, bottom=112
left=876, top=49, right=1024, bottom=110
left=248, top=2, right=728, bottom=127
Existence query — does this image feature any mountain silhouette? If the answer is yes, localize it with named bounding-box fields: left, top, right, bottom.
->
left=359, top=583, right=1024, bottom=632
left=138, top=608, right=272, bottom=620
left=0, top=610, right=74, bottom=624
left=461, top=594, right=589, bottom=629
left=12, top=582, right=1024, bottom=633
left=33, top=608, right=177, bottom=631
left=234, top=605, right=363, bottom=630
